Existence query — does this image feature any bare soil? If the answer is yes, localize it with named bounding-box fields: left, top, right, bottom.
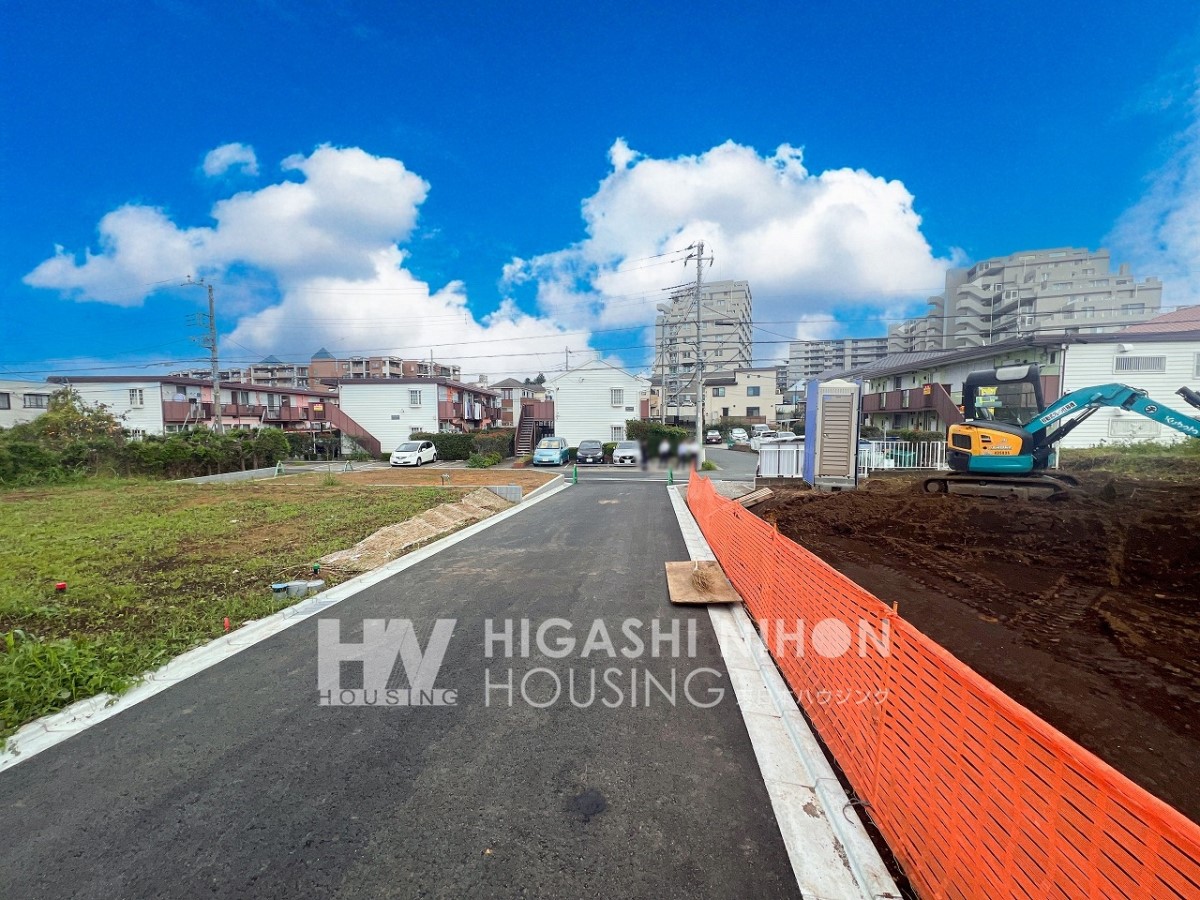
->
left=754, top=472, right=1200, bottom=821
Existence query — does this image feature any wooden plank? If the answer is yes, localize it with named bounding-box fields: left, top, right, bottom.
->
left=665, top=560, right=740, bottom=605
left=736, top=487, right=774, bottom=508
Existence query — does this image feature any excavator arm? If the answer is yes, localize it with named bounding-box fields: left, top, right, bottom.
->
left=1027, top=383, right=1200, bottom=449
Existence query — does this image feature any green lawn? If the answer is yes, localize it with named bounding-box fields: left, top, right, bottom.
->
left=0, top=478, right=459, bottom=742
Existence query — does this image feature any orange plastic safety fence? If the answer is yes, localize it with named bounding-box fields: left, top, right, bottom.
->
left=687, top=471, right=1200, bottom=900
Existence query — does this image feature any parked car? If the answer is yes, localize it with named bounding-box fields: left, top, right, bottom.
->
left=730, top=428, right=749, bottom=443
left=704, top=429, right=722, bottom=444
left=576, top=439, right=605, bottom=465
left=390, top=440, right=437, bottom=467
left=751, top=424, right=773, bottom=436
left=612, top=440, right=642, bottom=466
left=532, top=436, right=570, bottom=466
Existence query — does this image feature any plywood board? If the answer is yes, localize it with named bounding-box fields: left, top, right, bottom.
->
left=665, top=560, right=740, bottom=605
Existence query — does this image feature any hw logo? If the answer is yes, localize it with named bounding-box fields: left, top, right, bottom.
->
left=317, top=618, right=457, bottom=707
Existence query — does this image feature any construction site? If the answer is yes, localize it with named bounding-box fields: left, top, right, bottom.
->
left=753, top=468, right=1200, bottom=822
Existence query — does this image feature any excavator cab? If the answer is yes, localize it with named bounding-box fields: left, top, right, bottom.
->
left=947, top=365, right=1049, bottom=476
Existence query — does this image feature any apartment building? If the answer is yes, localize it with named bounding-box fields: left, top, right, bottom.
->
left=787, top=337, right=889, bottom=383
left=309, top=348, right=461, bottom=382
left=0, top=380, right=55, bottom=429
left=889, top=248, right=1162, bottom=352
left=653, top=279, right=753, bottom=422
left=335, top=377, right=501, bottom=451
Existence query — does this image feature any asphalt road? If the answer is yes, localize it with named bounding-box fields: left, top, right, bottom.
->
left=0, top=481, right=799, bottom=899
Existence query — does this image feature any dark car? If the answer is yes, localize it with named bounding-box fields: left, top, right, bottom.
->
left=576, top=439, right=605, bottom=464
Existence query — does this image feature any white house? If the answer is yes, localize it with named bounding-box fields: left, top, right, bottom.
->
left=545, top=359, right=649, bottom=446
left=0, top=380, right=55, bottom=430
left=703, top=367, right=783, bottom=426
left=1058, top=332, right=1200, bottom=448
left=336, top=381, right=441, bottom=453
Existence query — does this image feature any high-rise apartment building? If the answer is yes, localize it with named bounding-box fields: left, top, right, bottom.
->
left=308, top=349, right=461, bottom=382
left=888, top=248, right=1161, bottom=352
left=787, top=337, right=889, bottom=384
left=652, top=279, right=752, bottom=417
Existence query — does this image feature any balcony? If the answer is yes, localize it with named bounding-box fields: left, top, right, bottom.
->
left=263, top=406, right=309, bottom=422
left=224, top=404, right=266, bottom=418
left=861, top=383, right=963, bottom=425
left=438, top=400, right=462, bottom=420
left=162, top=400, right=210, bottom=423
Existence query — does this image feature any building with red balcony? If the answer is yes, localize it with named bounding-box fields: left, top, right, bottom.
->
left=333, top=377, right=502, bottom=453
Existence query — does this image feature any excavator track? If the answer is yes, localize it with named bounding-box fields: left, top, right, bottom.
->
left=921, top=472, right=1080, bottom=501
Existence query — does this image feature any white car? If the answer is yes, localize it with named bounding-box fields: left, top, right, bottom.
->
left=390, top=440, right=438, bottom=467
left=730, top=428, right=749, bottom=443
left=612, top=440, right=642, bottom=466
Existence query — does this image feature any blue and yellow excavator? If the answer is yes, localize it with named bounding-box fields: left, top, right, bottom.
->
left=923, top=364, right=1200, bottom=499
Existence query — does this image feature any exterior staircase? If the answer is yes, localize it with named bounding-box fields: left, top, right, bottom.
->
left=312, top=404, right=382, bottom=457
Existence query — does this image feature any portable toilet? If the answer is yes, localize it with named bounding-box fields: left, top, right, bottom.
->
left=802, top=378, right=861, bottom=490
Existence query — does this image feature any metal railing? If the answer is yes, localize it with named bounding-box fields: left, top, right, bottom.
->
left=857, top=440, right=947, bottom=478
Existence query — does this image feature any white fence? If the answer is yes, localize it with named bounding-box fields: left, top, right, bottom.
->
left=758, top=441, right=805, bottom=477
left=758, top=439, right=948, bottom=480
left=856, top=440, right=947, bottom=478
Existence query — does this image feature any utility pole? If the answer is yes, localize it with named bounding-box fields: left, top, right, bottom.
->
left=683, top=241, right=712, bottom=465
left=184, top=277, right=222, bottom=432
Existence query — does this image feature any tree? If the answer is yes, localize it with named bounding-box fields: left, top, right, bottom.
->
left=31, top=388, right=125, bottom=451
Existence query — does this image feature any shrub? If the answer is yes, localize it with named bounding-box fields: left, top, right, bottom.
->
left=625, top=420, right=689, bottom=455
left=602, top=442, right=617, bottom=460
left=411, top=432, right=475, bottom=461
left=700, top=459, right=718, bottom=471
left=466, top=452, right=503, bottom=468
left=471, top=429, right=515, bottom=459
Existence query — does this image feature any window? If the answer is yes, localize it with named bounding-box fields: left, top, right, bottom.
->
left=129, top=388, right=144, bottom=407
left=127, top=429, right=146, bottom=441
left=1114, top=356, right=1166, bottom=374
left=610, top=388, right=624, bottom=406
left=1120, top=303, right=1145, bottom=315
left=611, top=425, right=625, bottom=441
left=712, top=387, right=725, bottom=397
left=746, top=407, right=761, bottom=417
left=1195, top=354, right=1200, bottom=378
left=0, top=393, right=9, bottom=410
left=409, top=390, right=422, bottom=405
left=23, top=393, right=49, bottom=409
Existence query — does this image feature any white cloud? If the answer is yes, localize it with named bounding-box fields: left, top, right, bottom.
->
left=203, top=142, right=260, bottom=177
left=507, top=139, right=952, bottom=356
left=1108, top=88, right=1200, bottom=304
left=25, top=145, right=584, bottom=379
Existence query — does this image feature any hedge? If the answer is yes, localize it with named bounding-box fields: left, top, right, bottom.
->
left=408, top=429, right=516, bottom=462
left=625, top=420, right=690, bottom=454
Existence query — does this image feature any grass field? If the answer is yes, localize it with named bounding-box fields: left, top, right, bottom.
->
left=0, top=478, right=462, bottom=742
left=1062, top=440, right=1200, bottom=479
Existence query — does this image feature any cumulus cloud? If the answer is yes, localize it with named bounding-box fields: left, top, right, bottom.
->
left=203, top=142, right=260, bottom=177
left=1107, top=88, right=1200, bottom=304
left=507, top=139, right=952, bottom=354
left=25, top=145, right=582, bottom=379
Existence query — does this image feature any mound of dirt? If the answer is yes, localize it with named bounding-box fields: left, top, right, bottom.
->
left=755, top=471, right=1200, bottom=820
left=320, top=488, right=512, bottom=572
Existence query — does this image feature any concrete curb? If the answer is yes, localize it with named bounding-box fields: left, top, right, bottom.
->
left=523, top=473, right=565, bottom=502
left=0, top=479, right=572, bottom=773
left=667, top=485, right=901, bottom=900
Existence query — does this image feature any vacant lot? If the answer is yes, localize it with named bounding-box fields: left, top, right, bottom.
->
left=327, top=467, right=558, bottom=490
left=0, top=478, right=464, bottom=741
left=754, top=469, right=1200, bottom=820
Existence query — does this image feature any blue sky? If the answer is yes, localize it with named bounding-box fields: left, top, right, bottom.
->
left=4, top=1, right=1200, bottom=382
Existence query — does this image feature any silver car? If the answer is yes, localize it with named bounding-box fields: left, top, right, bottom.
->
left=612, top=440, right=642, bottom=466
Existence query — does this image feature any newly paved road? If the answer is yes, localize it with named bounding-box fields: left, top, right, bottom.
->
left=0, top=481, right=799, bottom=899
